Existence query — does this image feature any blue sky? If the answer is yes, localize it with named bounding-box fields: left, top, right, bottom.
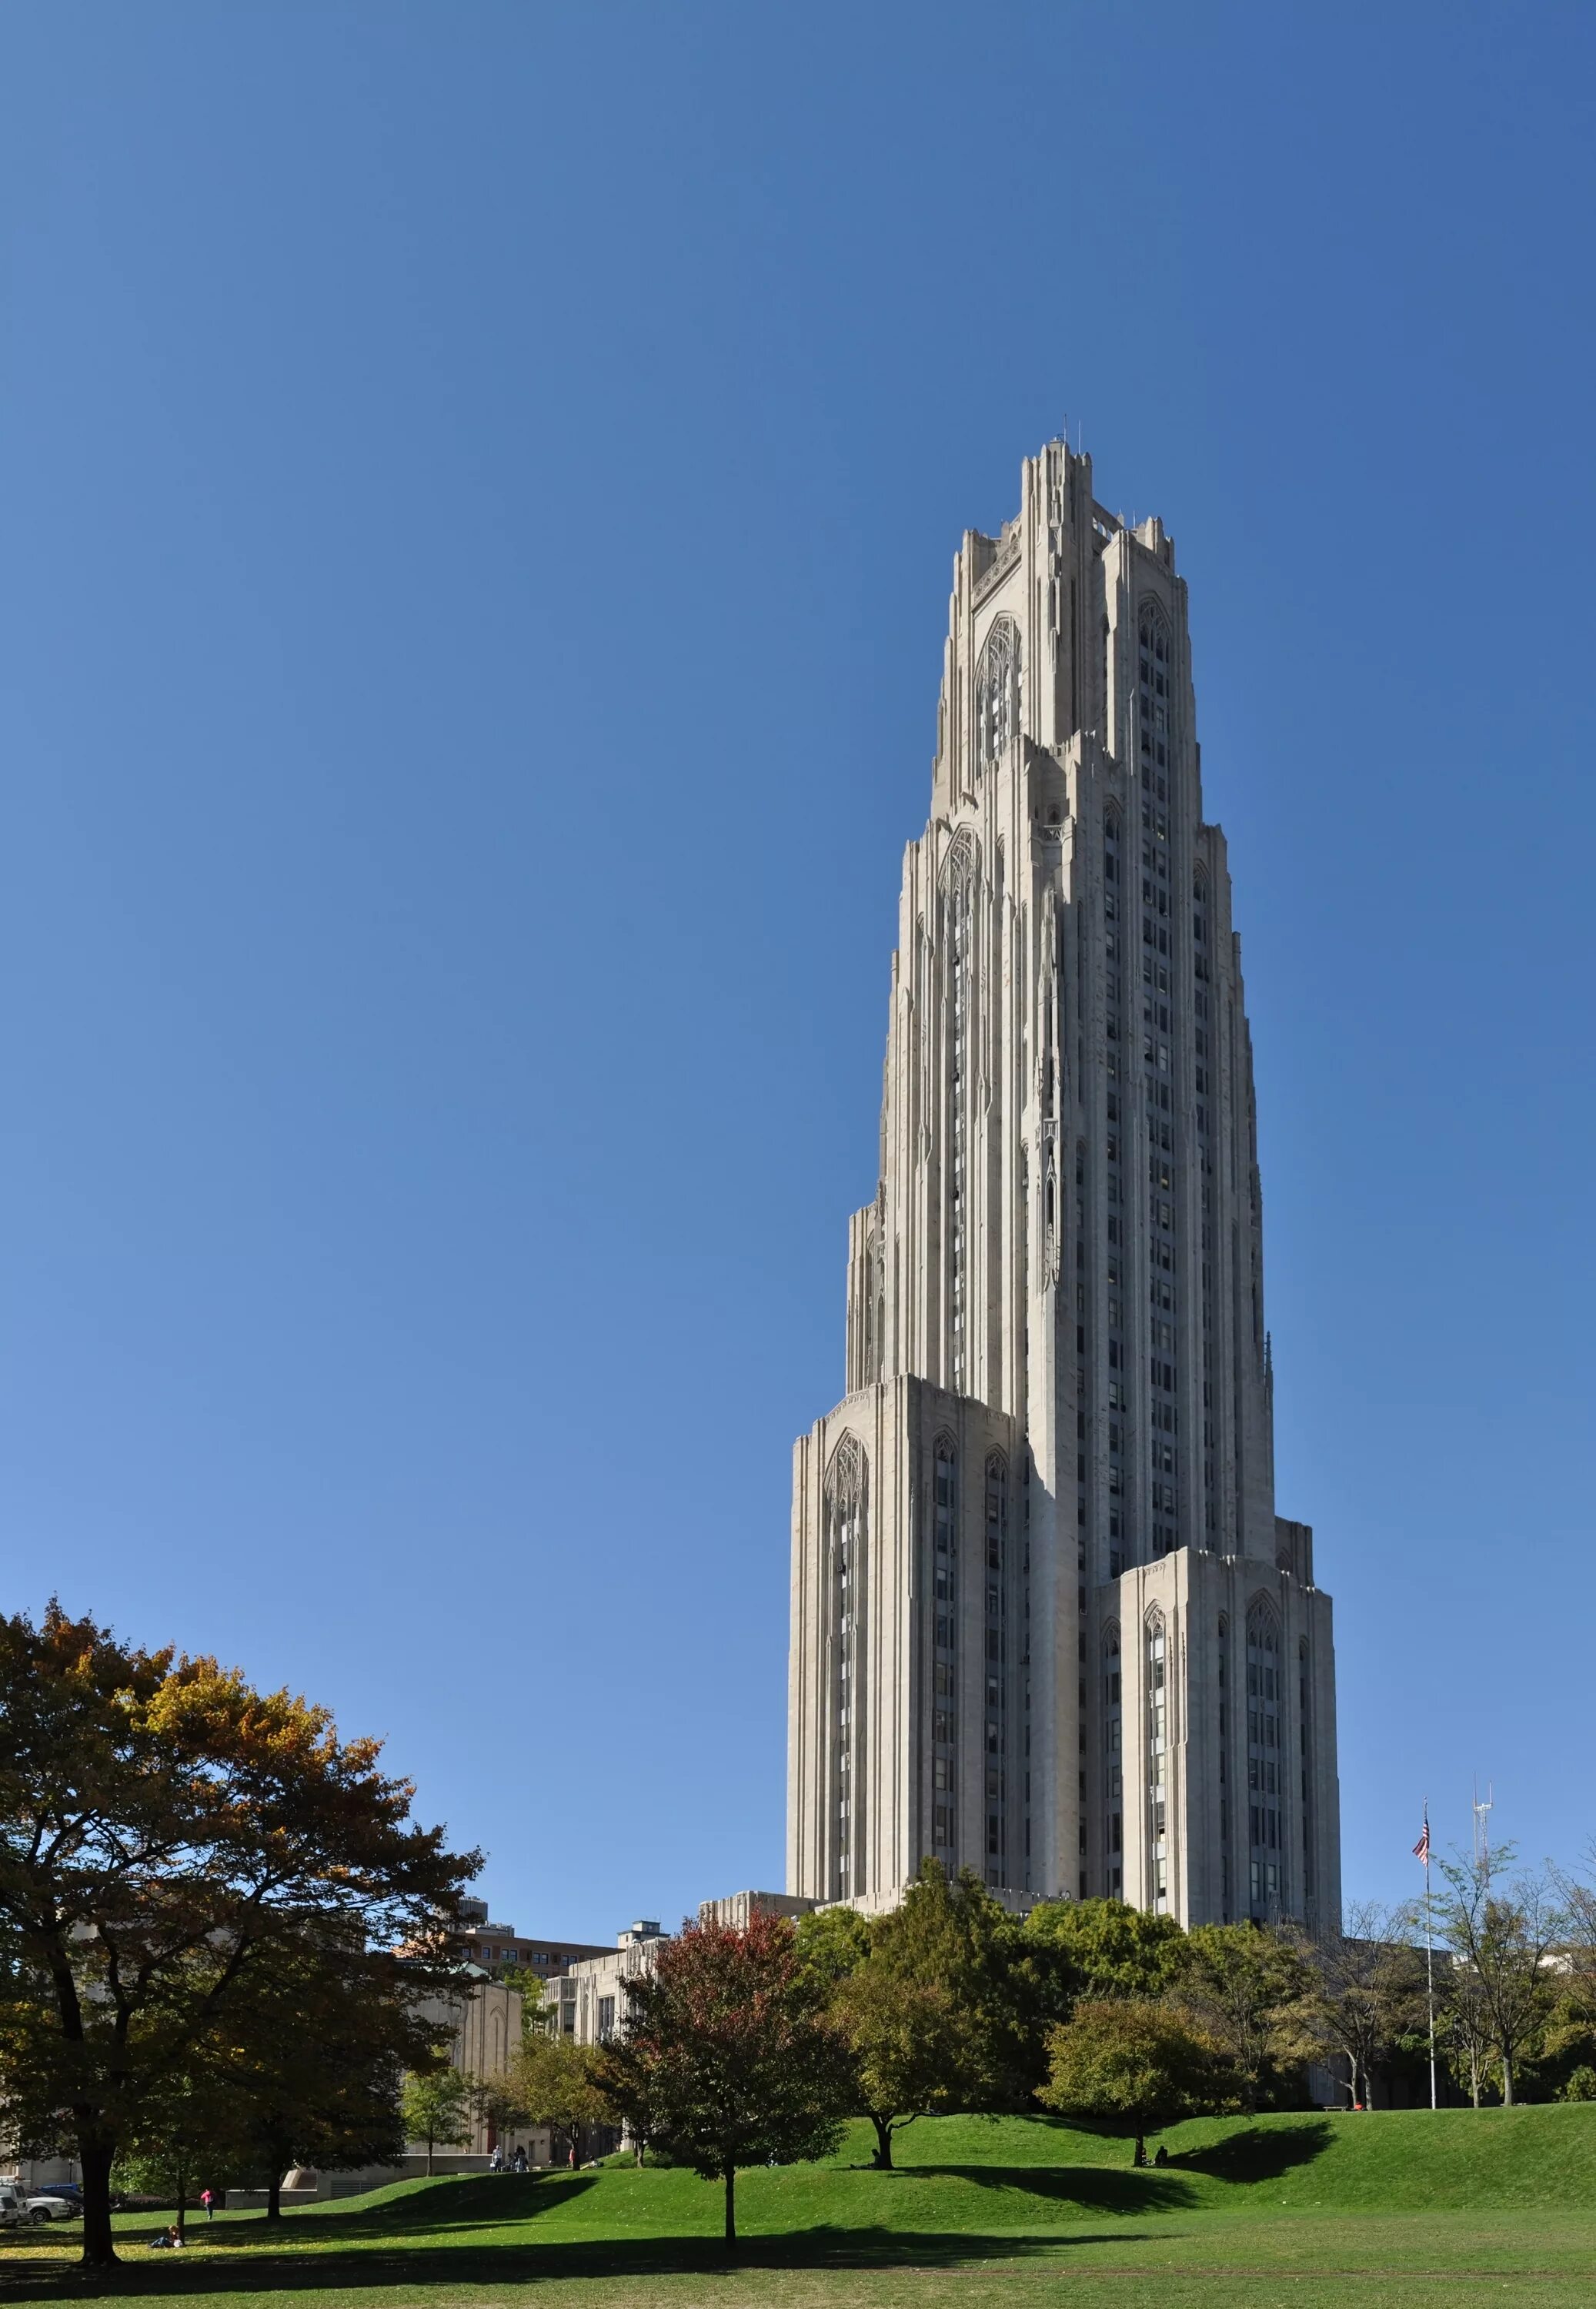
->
left=2, top=2, right=1592, bottom=1938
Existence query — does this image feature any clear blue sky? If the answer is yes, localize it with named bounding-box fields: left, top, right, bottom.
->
left=2, top=2, right=1592, bottom=1937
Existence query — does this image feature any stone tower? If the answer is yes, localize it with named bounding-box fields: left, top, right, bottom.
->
left=786, top=440, right=1341, bottom=1930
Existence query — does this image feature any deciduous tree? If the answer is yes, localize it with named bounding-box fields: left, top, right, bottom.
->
left=1283, top=1903, right=1426, bottom=2110
left=1172, top=1923, right=1309, bottom=2112
left=594, top=1909, right=850, bottom=2244
left=829, top=1963, right=973, bottom=2168
left=1039, top=1998, right=1237, bottom=2165
left=793, top=1903, right=873, bottom=1992
left=399, top=2068, right=473, bottom=2175
left=868, top=1861, right=1035, bottom=2104
left=1021, top=1896, right=1187, bottom=2021
left=0, top=1602, right=476, bottom=2267
left=504, top=2031, right=610, bottom=2167
left=1433, top=1846, right=1562, bottom=2107
left=222, top=1930, right=445, bottom=2214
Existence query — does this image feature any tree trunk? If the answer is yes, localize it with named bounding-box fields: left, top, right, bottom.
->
left=175, top=2174, right=188, bottom=2241
left=1501, top=2052, right=1514, bottom=2107
left=1133, top=2132, right=1147, bottom=2167
left=266, top=2169, right=282, bottom=2223
left=78, top=2138, right=118, bottom=2270
left=871, top=2115, right=894, bottom=2170
left=724, top=2162, right=736, bottom=2245
left=426, top=2132, right=436, bottom=2177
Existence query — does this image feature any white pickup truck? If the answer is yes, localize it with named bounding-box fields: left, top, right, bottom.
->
left=0, top=2184, right=43, bottom=2228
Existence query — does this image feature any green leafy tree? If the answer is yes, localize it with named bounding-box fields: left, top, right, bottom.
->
left=830, top=1963, right=976, bottom=2168
left=1433, top=1846, right=1563, bottom=2106
left=1022, top=1896, right=1187, bottom=2023
left=594, top=1908, right=850, bottom=2244
left=1040, top=1997, right=1237, bottom=2165
left=471, top=2070, right=533, bottom=2153
left=221, top=1930, right=446, bottom=2215
left=793, top=1903, right=873, bottom=1992
left=504, top=2031, right=611, bottom=2166
left=113, top=2061, right=252, bottom=2239
left=0, top=1602, right=479, bottom=2267
left=1173, top=1923, right=1311, bottom=2112
left=869, top=1861, right=1035, bottom=2104
left=1440, top=1955, right=1498, bottom=2107
left=400, top=2068, right=474, bottom=2174
left=1283, top=1903, right=1426, bottom=2110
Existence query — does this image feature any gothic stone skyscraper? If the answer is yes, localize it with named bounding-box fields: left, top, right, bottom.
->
left=786, top=441, right=1342, bottom=1930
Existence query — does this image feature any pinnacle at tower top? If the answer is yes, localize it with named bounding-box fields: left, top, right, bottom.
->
left=787, top=439, right=1342, bottom=1932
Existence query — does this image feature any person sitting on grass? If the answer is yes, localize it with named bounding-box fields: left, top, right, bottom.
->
left=149, top=2224, right=184, bottom=2250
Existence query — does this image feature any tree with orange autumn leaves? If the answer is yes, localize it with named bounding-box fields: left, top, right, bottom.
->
left=0, top=1602, right=477, bottom=2267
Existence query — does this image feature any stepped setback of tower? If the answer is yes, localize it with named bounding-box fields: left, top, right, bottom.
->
left=786, top=440, right=1341, bottom=1930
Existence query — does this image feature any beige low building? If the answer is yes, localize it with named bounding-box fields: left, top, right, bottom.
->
left=546, top=1896, right=816, bottom=2049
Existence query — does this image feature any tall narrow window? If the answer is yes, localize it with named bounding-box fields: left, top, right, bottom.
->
left=1146, top=1612, right=1169, bottom=1910
left=826, top=1435, right=867, bottom=1900
left=1245, top=1599, right=1283, bottom=1919
left=1299, top=1637, right=1314, bottom=1901
left=983, top=1453, right=1008, bottom=1887
left=943, top=846, right=975, bottom=1391
left=1137, top=603, right=1173, bottom=791
left=930, top=1434, right=959, bottom=1857
left=1103, top=1624, right=1123, bottom=1896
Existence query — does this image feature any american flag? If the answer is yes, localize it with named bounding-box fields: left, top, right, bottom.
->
left=1413, top=1819, right=1431, bottom=1865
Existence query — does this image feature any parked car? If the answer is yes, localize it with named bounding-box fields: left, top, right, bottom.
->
left=0, top=2186, right=43, bottom=2229
left=27, top=2195, right=81, bottom=2221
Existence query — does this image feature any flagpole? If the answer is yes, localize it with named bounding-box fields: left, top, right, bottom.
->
left=1423, top=1801, right=1437, bottom=2110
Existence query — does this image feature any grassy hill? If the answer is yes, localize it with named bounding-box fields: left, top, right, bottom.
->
left=253, top=2104, right=1596, bottom=2239
left=7, top=2109, right=1596, bottom=2308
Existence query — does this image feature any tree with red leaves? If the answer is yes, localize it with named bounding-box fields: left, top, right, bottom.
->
left=594, top=1907, right=850, bottom=2244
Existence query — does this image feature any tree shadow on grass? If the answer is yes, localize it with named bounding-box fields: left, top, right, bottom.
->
left=247, top=2174, right=601, bottom=2242
left=1168, top=2120, right=1333, bottom=2185
left=0, top=2226, right=1156, bottom=2300
left=894, top=2164, right=1195, bottom=2214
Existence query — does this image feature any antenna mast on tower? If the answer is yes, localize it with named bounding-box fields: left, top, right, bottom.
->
left=1472, top=1779, right=1494, bottom=1868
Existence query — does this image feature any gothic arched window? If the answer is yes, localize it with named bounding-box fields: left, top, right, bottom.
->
left=975, top=615, right=1021, bottom=769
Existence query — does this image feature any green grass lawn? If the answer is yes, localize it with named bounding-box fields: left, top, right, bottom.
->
left=4, top=2108, right=1595, bottom=2308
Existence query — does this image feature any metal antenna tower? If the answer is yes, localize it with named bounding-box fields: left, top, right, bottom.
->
left=1472, top=1779, right=1494, bottom=1868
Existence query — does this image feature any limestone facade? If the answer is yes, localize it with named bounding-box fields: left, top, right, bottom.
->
left=786, top=440, right=1342, bottom=1931
left=546, top=1896, right=816, bottom=2048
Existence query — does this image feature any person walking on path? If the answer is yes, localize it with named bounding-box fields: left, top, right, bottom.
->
left=200, top=2190, right=215, bottom=2220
